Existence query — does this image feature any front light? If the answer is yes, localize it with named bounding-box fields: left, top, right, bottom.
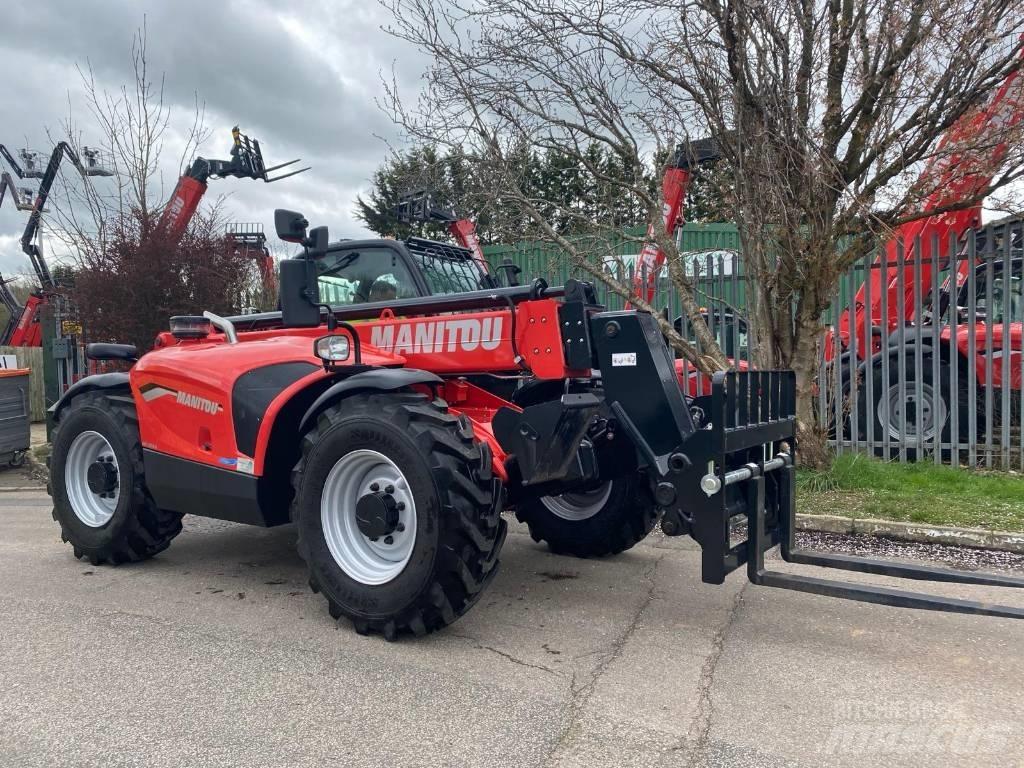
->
left=314, top=334, right=350, bottom=362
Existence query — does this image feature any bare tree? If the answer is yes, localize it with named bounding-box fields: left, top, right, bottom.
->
left=25, top=23, right=257, bottom=345
left=46, top=20, right=210, bottom=266
left=382, top=0, right=1024, bottom=466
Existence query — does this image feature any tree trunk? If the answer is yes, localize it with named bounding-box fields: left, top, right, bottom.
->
left=791, top=304, right=830, bottom=470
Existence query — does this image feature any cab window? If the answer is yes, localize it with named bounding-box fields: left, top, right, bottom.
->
left=314, top=248, right=419, bottom=305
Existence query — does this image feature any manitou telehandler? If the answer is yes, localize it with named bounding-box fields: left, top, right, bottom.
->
left=830, top=58, right=1024, bottom=454
left=45, top=208, right=1024, bottom=639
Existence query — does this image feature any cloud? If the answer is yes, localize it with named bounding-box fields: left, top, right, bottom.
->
left=0, top=0, right=428, bottom=282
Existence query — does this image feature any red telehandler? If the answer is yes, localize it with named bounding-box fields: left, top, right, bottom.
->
left=43, top=207, right=1024, bottom=640
left=395, top=189, right=521, bottom=287
left=631, top=139, right=722, bottom=306
left=159, top=126, right=308, bottom=296
left=831, top=59, right=1024, bottom=453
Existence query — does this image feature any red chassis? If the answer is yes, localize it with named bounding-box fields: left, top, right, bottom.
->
left=135, top=300, right=576, bottom=480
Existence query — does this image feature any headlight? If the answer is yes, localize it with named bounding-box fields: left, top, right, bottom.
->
left=314, top=334, right=350, bottom=362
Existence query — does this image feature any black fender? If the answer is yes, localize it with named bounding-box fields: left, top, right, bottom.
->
left=298, top=368, right=442, bottom=433
left=48, top=372, right=131, bottom=420
left=856, top=340, right=936, bottom=382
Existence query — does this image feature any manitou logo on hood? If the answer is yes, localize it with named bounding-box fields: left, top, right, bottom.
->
left=370, top=317, right=504, bottom=356
left=138, top=383, right=222, bottom=414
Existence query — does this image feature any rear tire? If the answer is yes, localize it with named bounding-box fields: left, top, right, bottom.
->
left=515, top=476, right=657, bottom=557
left=49, top=391, right=183, bottom=565
left=510, top=379, right=657, bottom=557
left=292, top=392, right=505, bottom=640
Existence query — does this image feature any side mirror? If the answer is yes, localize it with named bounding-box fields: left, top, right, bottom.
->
left=306, top=225, right=329, bottom=258
left=279, top=259, right=322, bottom=328
left=275, top=209, right=308, bottom=243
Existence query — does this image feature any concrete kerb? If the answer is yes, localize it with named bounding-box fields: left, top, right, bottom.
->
left=796, top=512, right=1024, bottom=554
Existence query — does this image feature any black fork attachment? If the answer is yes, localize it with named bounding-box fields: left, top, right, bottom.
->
left=589, top=311, right=1024, bottom=620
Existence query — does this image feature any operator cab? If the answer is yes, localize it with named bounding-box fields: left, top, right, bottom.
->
left=298, top=237, right=496, bottom=308
left=927, top=218, right=1023, bottom=324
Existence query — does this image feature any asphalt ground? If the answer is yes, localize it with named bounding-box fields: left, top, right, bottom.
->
left=1, top=490, right=1022, bottom=768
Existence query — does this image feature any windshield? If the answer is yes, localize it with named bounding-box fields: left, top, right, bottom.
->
left=314, top=247, right=419, bottom=306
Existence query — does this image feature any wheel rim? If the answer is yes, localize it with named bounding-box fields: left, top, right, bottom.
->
left=64, top=430, right=119, bottom=528
left=320, top=449, right=417, bottom=586
left=879, top=383, right=947, bottom=441
left=540, top=482, right=612, bottom=521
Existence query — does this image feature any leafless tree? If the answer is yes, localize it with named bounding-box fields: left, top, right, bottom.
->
left=45, top=21, right=210, bottom=266
left=22, top=23, right=258, bottom=345
left=381, top=0, right=1024, bottom=465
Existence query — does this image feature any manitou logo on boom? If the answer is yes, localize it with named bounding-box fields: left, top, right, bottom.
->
left=370, top=317, right=504, bottom=356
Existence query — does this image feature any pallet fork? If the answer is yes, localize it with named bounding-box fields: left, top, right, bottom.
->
left=577, top=309, right=1024, bottom=618
left=684, top=370, right=1024, bottom=618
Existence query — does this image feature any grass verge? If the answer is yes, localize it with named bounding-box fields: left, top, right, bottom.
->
left=796, top=453, right=1024, bottom=532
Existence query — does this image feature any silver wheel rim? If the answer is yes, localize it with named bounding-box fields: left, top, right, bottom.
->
left=320, top=449, right=417, bottom=586
left=64, top=430, right=119, bottom=528
left=879, top=383, right=947, bottom=441
left=541, top=482, right=612, bottom=521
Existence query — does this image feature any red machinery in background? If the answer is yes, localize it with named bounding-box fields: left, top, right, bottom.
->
left=836, top=57, right=1024, bottom=360
left=395, top=189, right=504, bottom=285
left=159, top=126, right=307, bottom=240
left=0, top=142, right=114, bottom=348
left=160, top=126, right=308, bottom=296
left=631, top=138, right=722, bottom=306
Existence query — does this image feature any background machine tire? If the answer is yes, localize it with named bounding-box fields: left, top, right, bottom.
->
left=292, top=391, right=506, bottom=640
left=855, top=354, right=973, bottom=460
left=49, top=391, right=183, bottom=565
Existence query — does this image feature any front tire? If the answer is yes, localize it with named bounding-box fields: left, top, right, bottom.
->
left=292, top=392, right=505, bottom=639
left=49, top=391, right=183, bottom=565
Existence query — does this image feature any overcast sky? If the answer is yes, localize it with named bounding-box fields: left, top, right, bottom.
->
left=0, top=0, right=425, bottom=278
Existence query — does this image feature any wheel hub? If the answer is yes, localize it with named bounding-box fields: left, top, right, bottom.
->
left=64, top=430, right=120, bottom=528
left=321, top=449, right=417, bottom=585
left=86, top=458, right=118, bottom=496
left=355, top=491, right=401, bottom=538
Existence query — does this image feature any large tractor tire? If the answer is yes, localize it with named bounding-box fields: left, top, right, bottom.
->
left=510, top=380, right=657, bottom=558
left=514, top=477, right=657, bottom=558
left=292, top=391, right=506, bottom=640
left=855, top=353, right=972, bottom=461
left=49, top=391, right=183, bottom=565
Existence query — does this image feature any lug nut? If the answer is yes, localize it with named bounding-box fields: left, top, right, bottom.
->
left=396, top=523, right=405, bottom=532
left=369, top=536, right=379, bottom=542
left=370, top=482, right=380, bottom=492
left=385, top=485, right=395, bottom=494
left=384, top=535, right=394, bottom=545
left=397, top=502, right=405, bottom=511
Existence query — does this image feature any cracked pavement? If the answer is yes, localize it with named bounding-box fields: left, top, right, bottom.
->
left=1, top=491, right=1023, bottom=768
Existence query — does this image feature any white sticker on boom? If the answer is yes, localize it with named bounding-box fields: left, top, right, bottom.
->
left=236, top=457, right=255, bottom=474
left=611, top=352, right=637, bottom=367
